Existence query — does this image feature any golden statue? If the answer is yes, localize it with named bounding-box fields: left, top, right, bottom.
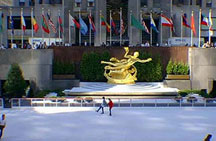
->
left=101, top=47, right=152, bottom=84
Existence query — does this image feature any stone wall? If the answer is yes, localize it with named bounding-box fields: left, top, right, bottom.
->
left=189, top=48, right=216, bottom=92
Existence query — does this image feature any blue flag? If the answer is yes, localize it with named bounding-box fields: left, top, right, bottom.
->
left=79, top=17, right=88, bottom=35
left=9, top=15, right=14, bottom=34
left=150, top=15, right=159, bottom=33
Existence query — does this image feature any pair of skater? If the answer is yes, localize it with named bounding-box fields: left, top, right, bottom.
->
left=96, top=97, right=113, bottom=116
left=0, top=114, right=6, bottom=139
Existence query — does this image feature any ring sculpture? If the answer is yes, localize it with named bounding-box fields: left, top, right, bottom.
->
left=101, top=47, right=152, bottom=84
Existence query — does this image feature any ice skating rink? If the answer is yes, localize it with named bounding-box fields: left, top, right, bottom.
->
left=0, top=107, right=215, bottom=141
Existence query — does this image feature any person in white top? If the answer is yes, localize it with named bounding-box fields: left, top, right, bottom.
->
left=0, top=114, right=6, bottom=139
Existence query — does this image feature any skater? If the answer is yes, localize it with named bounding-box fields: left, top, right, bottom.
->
left=96, top=97, right=107, bottom=114
left=0, top=114, right=6, bottom=139
left=108, top=98, right=114, bottom=116
left=203, top=134, right=212, bottom=141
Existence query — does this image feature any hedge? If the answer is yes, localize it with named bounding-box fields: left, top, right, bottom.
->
left=80, top=51, right=110, bottom=81
left=53, top=61, right=75, bottom=74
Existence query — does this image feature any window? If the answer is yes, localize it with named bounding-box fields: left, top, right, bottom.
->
left=39, top=0, right=43, bottom=4
left=141, top=0, right=147, bottom=7
left=75, top=0, right=81, bottom=7
left=196, top=0, right=202, bottom=6
left=8, top=16, right=31, bottom=30
left=206, top=0, right=212, bottom=7
left=153, top=0, right=160, bottom=8
left=190, top=0, right=192, bottom=5
left=19, top=0, right=25, bottom=6
left=29, top=0, right=35, bottom=6
left=88, top=0, right=94, bottom=7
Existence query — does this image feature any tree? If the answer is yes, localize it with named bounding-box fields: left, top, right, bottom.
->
left=3, top=64, right=27, bottom=98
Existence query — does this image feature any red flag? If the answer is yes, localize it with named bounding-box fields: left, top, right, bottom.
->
left=41, top=14, right=50, bottom=34
left=191, top=12, right=196, bottom=36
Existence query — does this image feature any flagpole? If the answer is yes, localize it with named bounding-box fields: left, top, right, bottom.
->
left=130, top=10, right=132, bottom=46
left=191, top=11, right=193, bottom=47
left=109, top=10, right=111, bottom=46
left=198, top=9, right=201, bottom=48
left=0, top=8, right=2, bottom=46
left=120, top=8, right=122, bottom=46
left=21, top=8, right=24, bottom=49
left=42, top=8, right=44, bottom=45
left=150, top=12, right=152, bottom=46
left=31, top=8, right=34, bottom=39
left=69, top=10, right=71, bottom=45
left=89, top=10, right=92, bottom=46
left=59, top=10, right=61, bottom=45
left=79, top=9, right=81, bottom=46
left=160, top=11, right=163, bottom=46
left=48, top=9, right=51, bottom=46
left=100, top=10, right=102, bottom=45
left=209, top=9, right=212, bottom=44
left=140, top=10, right=142, bottom=45
left=170, top=0, right=173, bottom=38
left=181, top=10, right=183, bottom=45
left=10, top=8, right=13, bottom=48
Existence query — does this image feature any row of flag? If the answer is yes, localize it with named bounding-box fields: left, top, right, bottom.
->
left=7, top=10, right=63, bottom=35
left=1, top=10, right=214, bottom=39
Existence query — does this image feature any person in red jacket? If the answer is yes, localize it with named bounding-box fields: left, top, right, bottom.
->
left=108, top=98, right=114, bottom=116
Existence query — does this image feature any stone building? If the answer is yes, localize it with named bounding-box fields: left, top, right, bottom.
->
left=0, top=0, right=215, bottom=47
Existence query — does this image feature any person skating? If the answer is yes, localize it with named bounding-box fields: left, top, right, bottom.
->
left=108, top=98, right=114, bottom=116
left=96, top=97, right=107, bottom=114
left=0, top=114, right=6, bottom=139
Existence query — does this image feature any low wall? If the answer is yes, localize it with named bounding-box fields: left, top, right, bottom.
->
left=189, top=48, right=216, bottom=92
left=0, top=49, right=79, bottom=92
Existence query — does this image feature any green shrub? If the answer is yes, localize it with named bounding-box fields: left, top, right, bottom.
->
left=34, top=89, right=65, bottom=98
left=166, top=59, right=189, bottom=75
left=3, top=64, right=27, bottom=98
left=53, top=61, right=75, bottom=75
left=80, top=51, right=110, bottom=81
left=135, top=52, right=163, bottom=82
left=166, top=60, right=173, bottom=75
left=178, top=89, right=209, bottom=98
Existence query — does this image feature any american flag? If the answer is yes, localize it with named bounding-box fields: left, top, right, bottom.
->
left=120, top=19, right=125, bottom=35
left=47, top=13, right=57, bottom=33
left=142, top=18, right=150, bottom=34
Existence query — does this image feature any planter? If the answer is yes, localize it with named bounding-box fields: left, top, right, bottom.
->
left=166, top=75, right=190, bottom=80
left=53, top=74, right=75, bottom=80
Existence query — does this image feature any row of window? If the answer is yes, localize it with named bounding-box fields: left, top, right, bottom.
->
left=141, top=0, right=212, bottom=8
left=19, top=0, right=62, bottom=6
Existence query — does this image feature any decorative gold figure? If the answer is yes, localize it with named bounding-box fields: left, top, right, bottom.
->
left=101, top=47, right=152, bottom=84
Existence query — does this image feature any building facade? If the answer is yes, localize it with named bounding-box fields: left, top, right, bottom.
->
left=0, top=0, right=216, bottom=47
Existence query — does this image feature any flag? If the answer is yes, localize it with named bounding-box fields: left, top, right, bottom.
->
left=182, top=13, right=191, bottom=28
left=142, top=18, right=150, bottom=34
left=100, top=15, right=110, bottom=32
left=110, top=17, right=118, bottom=34
left=21, top=16, right=26, bottom=31
left=209, top=10, right=213, bottom=36
left=47, top=13, right=57, bottom=33
left=58, top=15, right=63, bottom=33
left=201, top=14, right=208, bottom=26
left=88, top=15, right=96, bottom=32
left=131, top=14, right=145, bottom=30
left=120, top=19, right=125, bottom=35
left=41, top=14, right=50, bottom=34
left=161, top=14, right=173, bottom=31
left=150, top=15, right=159, bottom=33
left=191, top=12, right=196, bottom=36
left=9, top=15, right=14, bottom=34
left=0, top=12, right=3, bottom=33
left=69, top=13, right=80, bottom=29
left=31, top=17, right=39, bottom=32
left=79, top=17, right=88, bottom=35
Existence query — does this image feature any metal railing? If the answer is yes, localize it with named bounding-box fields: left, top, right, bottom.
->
left=9, top=97, right=216, bottom=108
left=0, top=98, right=3, bottom=108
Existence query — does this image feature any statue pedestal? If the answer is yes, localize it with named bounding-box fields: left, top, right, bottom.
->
left=63, top=82, right=179, bottom=98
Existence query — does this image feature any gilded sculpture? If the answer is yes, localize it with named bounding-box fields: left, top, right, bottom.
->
left=101, top=47, right=152, bottom=84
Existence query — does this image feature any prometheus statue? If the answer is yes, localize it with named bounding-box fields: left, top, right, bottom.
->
left=101, top=47, right=152, bottom=84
